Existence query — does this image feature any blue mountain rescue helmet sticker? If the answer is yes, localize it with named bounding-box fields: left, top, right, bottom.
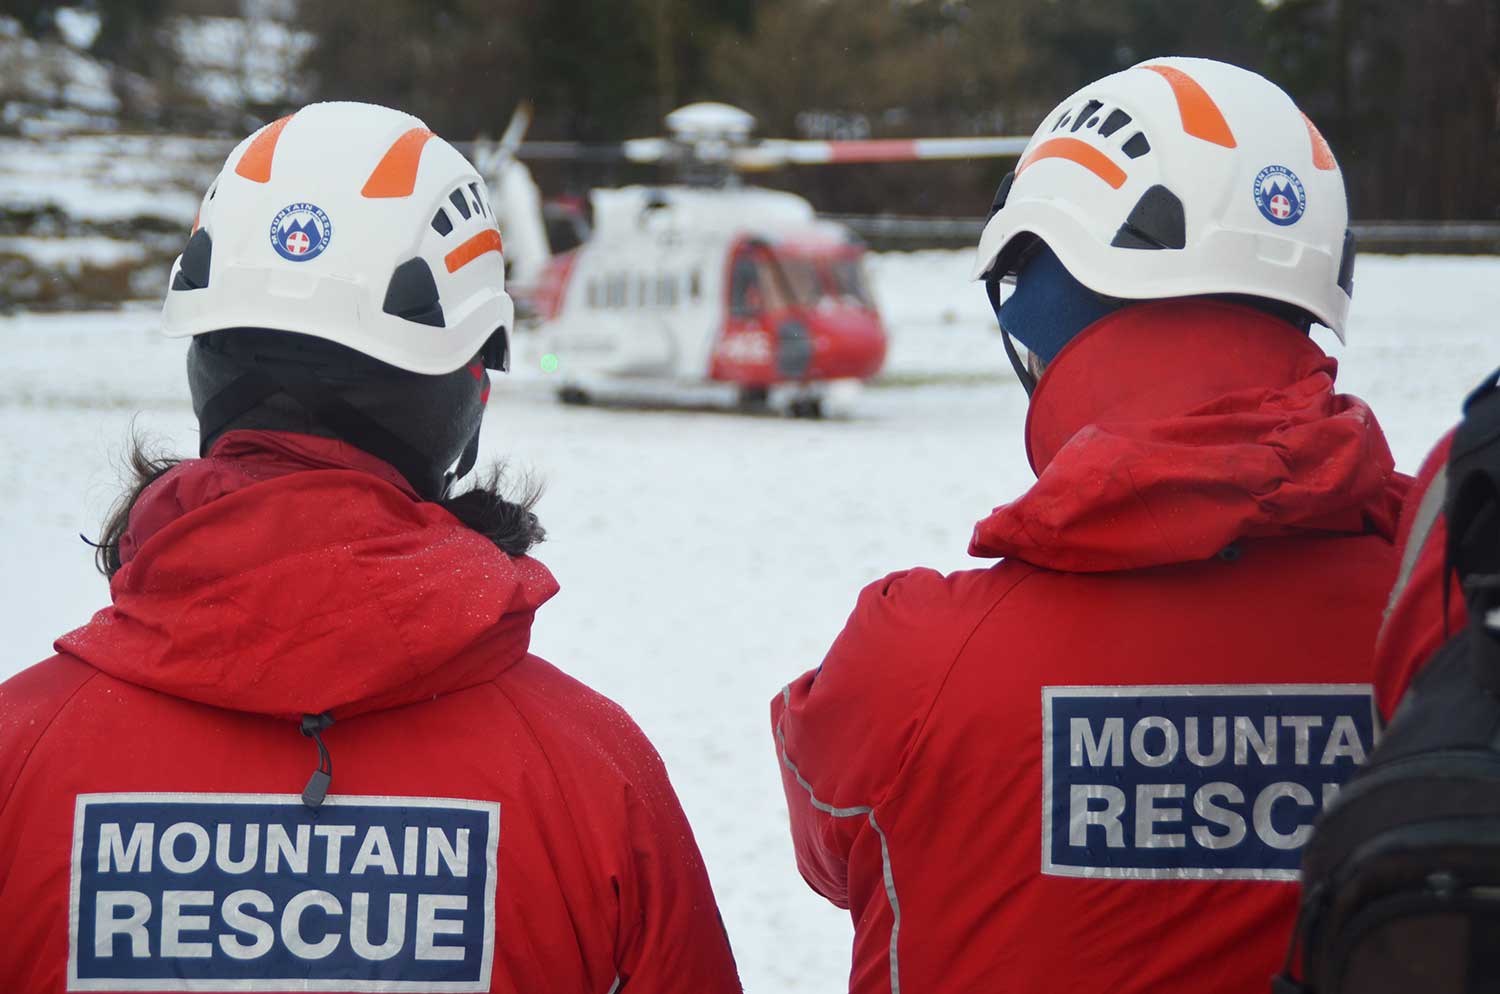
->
left=1253, top=165, right=1306, bottom=226
left=67, top=792, right=499, bottom=992
left=1041, top=684, right=1376, bottom=880
left=270, top=203, right=332, bottom=262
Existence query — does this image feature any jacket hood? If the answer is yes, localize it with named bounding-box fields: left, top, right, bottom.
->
left=971, top=300, right=1407, bottom=572
left=58, top=431, right=558, bottom=719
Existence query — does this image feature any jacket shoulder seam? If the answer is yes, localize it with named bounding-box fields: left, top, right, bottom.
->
left=885, top=566, right=1041, bottom=805
left=0, top=666, right=102, bottom=823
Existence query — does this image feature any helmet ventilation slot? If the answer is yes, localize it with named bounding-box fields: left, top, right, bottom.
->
left=431, top=209, right=453, bottom=236
left=1337, top=229, right=1357, bottom=296
left=171, top=229, right=213, bottom=291
left=1122, top=132, right=1151, bottom=158
left=1071, top=100, right=1104, bottom=132
left=1110, top=185, right=1185, bottom=250
left=1098, top=109, right=1132, bottom=137
left=382, top=257, right=445, bottom=328
left=448, top=189, right=472, bottom=220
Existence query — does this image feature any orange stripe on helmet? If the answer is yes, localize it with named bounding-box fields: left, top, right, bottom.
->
left=1302, top=113, right=1338, bottom=170
left=1017, top=137, right=1127, bottom=189
left=234, top=115, right=294, bottom=183
left=445, top=228, right=503, bottom=273
left=1140, top=64, right=1237, bottom=148
left=362, top=128, right=437, bottom=198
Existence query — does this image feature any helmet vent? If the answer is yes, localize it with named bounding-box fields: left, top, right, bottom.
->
left=988, top=170, right=1016, bottom=218
left=382, top=257, right=446, bottom=328
left=171, top=228, right=213, bottom=291
left=468, top=182, right=488, bottom=217
left=1110, top=184, right=1185, bottom=250
left=431, top=209, right=453, bottom=236
left=1122, top=132, right=1151, bottom=159
left=1337, top=228, right=1357, bottom=297
left=449, top=189, right=472, bottom=220
left=1053, top=113, right=1071, bottom=132
left=1098, top=109, right=1132, bottom=138
left=1070, top=100, right=1104, bottom=133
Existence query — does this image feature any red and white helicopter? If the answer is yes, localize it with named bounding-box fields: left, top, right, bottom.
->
left=479, top=103, right=1027, bottom=416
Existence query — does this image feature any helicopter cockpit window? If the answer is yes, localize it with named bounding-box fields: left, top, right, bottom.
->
left=831, top=258, right=875, bottom=307
left=730, top=256, right=761, bottom=316
left=779, top=259, right=823, bottom=308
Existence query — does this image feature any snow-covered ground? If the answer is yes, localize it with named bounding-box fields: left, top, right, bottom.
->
left=2, top=251, right=1498, bottom=990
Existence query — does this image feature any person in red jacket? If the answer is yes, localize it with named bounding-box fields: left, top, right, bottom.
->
left=772, top=58, right=1409, bottom=994
left=0, top=102, right=739, bottom=994
left=1373, top=427, right=1466, bottom=719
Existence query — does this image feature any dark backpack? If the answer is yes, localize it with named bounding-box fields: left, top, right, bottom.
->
left=1276, top=372, right=1500, bottom=994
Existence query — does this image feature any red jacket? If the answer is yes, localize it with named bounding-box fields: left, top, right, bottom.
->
left=1373, top=430, right=1463, bottom=719
left=773, top=302, right=1409, bottom=994
left=0, top=431, right=739, bottom=994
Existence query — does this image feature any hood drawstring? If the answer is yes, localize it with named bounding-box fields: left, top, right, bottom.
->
left=299, top=712, right=334, bottom=809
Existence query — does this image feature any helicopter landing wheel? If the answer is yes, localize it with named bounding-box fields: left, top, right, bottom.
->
left=788, top=396, right=824, bottom=420
left=558, top=386, right=592, bottom=406
left=737, top=386, right=770, bottom=412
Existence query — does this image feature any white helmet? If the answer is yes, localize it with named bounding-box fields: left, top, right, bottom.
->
left=162, top=101, right=513, bottom=373
left=973, top=57, right=1354, bottom=341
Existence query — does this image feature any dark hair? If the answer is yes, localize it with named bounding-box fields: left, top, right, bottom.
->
left=93, top=435, right=545, bottom=579
left=94, top=432, right=179, bottom=578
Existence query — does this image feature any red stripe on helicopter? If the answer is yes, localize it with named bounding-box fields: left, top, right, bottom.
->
left=827, top=140, right=920, bottom=163
left=445, top=228, right=503, bottom=273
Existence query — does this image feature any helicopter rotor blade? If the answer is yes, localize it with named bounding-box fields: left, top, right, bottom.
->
left=507, top=138, right=671, bottom=164
left=513, top=142, right=638, bottom=163
left=498, top=101, right=533, bottom=156
left=733, top=136, right=1031, bottom=171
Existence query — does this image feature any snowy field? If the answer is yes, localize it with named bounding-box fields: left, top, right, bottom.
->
left=3, top=250, right=1498, bottom=990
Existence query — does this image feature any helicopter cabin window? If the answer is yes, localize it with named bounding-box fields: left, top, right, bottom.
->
left=689, top=270, right=701, bottom=301
left=586, top=279, right=600, bottom=308
left=657, top=274, right=677, bottom=308
left=605, top=273, right=627, bottom=308
left=637, top=274, right=651, bottom=307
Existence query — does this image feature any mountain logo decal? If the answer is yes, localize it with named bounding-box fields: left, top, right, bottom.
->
left=270, top=202, right=332, bottom=262
left=1253, top=166, right=1306, bottom=227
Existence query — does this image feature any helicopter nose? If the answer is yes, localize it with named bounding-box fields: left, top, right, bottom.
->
left=799, top=311, right=887, bottom=381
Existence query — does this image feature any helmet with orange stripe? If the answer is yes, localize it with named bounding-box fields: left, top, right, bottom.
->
left=160, top=102, right=514, bottom=499
left=973, top=57, right=1355, bottom=394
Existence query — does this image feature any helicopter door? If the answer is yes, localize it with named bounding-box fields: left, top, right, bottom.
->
left=715, top=247, right=782, bottom=386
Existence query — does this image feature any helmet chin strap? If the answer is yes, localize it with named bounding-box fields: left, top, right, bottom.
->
left=986, top=275, right=1037, bottom=398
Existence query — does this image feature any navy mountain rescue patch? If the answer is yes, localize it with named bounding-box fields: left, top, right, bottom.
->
left=1042, top=684, right=1375, bottom=880
left=1253, top=165, right=1306, bottom=227
left=270, top=203, right=332, bottom=262
left=68, top=792, right=498, bottom=991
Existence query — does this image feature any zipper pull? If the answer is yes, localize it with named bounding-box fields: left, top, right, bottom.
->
left=299, top=712, right=335, bottom=809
